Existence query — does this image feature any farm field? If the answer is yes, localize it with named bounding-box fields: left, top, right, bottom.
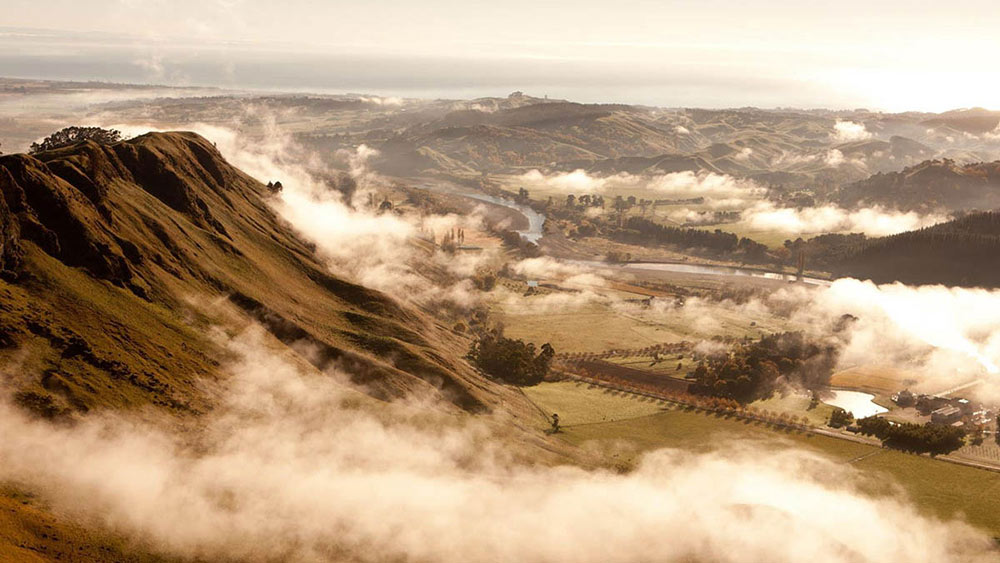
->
left=752, top=392, right=837, bottom=427
left=524, top=381, right=1000, bottom=535
left=690, top=220, right=810, bottom=249
left=830, top=364, right=919, bottom=395
left=521, top=381, right=668, bottom=425
left=605, top=355, right=694, bottom=377
left=495, top=291, right=795, bottom=353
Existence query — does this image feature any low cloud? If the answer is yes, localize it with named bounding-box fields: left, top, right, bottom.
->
left=510, top=256, right=592, bottom=280
left=733, top=147, right=754, bottom=162
left=741, top=202, right=946, bottom=236
left=802, top=280, right=1000, bottom=384
left=499, top=285, right=609, bottom=313
left=831, top=120, right=873, bottom=143
left=111, top=117, right=491, bottom=307
left=824, top=149, right=846, bottom=167
left=517, top=169, right=764, bottom=198
left=358, top=95, right=405, bottom=106
left=721, top=279, right=1000, bottom=399
left=0, top=327, right=994, bottom=562
left=646, top=171, right=763, bottom=196
left=771, top=151, right=818, bottom=167
left=985, top=123, right=1000, bottom=142
left=518, top=169, right=611, bottom=194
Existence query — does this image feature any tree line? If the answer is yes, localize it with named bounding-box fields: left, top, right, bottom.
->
left=610, top=217, right=772, bottom=264
left=856, top=416, right=966, bottom=455
left=787, top=211, right=1000, bottom=287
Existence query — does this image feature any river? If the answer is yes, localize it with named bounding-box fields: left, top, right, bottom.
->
left=457, top=192, right=546, bottom=243
left=570, top=260, right=831, bottom=286
left=418, top=179, right=829, bottom=284
left=413, top=179, right=546, bottom=243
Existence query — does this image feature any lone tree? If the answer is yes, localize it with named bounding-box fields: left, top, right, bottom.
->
left=30, top=126, right=123, bottom=154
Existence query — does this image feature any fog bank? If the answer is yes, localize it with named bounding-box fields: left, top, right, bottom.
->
left=0, top=328, right=994, bottom=562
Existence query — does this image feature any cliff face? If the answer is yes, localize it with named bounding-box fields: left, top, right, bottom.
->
left=0, top=132, right=499, bottom=416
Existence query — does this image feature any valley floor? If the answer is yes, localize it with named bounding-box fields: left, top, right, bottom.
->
left=523, top=381, right=1000, bottom=535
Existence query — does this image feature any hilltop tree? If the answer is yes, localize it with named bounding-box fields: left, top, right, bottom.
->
left=30, top=126, right=123, bottom=154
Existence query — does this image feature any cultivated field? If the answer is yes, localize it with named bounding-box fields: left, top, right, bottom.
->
left=521, top=381, right=668, bottom=425
left=495, top=291, right=795, bottom=354
left=830, top=365, right=919, bottom=394
left=524, top=381, right=1000, bottom=535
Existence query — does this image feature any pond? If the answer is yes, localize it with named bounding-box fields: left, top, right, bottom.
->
left=822, top=390, right=887, bottom=419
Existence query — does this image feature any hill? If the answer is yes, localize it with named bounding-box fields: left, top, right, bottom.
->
left=920, top=108, right=1000, bottom=135
left=822, top=211, right=1000, bottom=286
left=0, top=130, right=562, bottom=560
left=375, top=102, right=692, bottom=176
left=0, top=132, right=521, bottom=415
left=836, top=159, right=1000, bottom=212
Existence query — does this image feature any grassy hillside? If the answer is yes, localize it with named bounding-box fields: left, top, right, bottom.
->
left=0, top=132, right=518, bottom=415
left=0, top=131, right=571, bottom=559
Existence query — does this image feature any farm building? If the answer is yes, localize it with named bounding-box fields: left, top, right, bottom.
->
left=931, top=405, right=962, bottom=425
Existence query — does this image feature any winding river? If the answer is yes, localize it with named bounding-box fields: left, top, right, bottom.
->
left=419, top=179, right=830, bottom=285
left=458, top=192, right=546, bottom=244
left=414, top=179, right=546, bottom=243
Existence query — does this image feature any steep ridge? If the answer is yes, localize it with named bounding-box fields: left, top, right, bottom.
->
left=0, top=132, right=505, bottom=417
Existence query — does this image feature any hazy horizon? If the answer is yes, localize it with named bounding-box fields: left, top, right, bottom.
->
left=3, top=0, right=999, bottom=112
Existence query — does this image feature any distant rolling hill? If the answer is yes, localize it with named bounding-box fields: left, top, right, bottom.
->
left=836, top=159, right=1000, bottom=213
left=369, top=100, right=969, bottom=188
left=920, top=108, right=1000, bottom=135
left=375, top=101, right=693, bottom=176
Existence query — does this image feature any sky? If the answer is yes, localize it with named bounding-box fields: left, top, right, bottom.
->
left=2, top=0, right=999, bottom=110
